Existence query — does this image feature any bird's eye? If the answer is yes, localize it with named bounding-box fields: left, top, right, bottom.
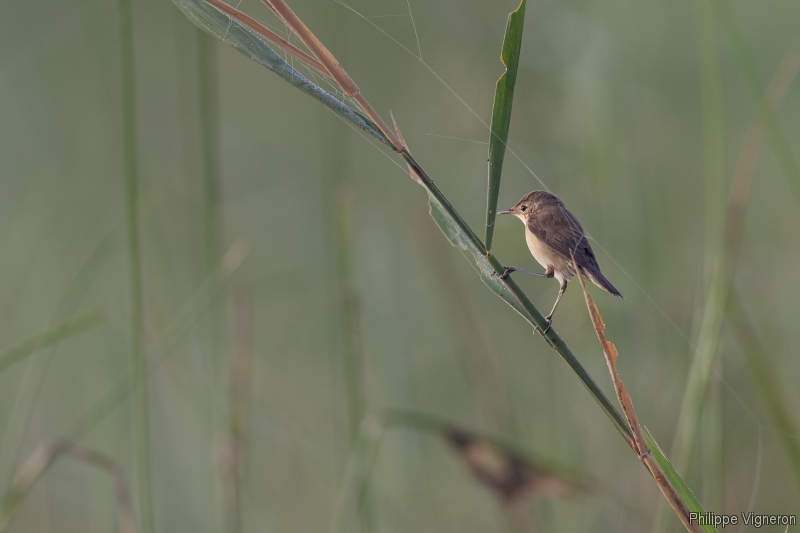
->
left=520, top=205, right=527, bottom=212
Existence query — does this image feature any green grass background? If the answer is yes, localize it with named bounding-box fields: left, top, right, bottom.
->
left=0, top=0, right=798, bottom=531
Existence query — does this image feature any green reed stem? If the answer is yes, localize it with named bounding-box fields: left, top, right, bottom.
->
left=195, top=25, right=228, bottom=533
left=728, top=294, right=800, bottom=492
left=669, top=0, right=727, bottom=507
left=118, top=0, right=153, bottom=529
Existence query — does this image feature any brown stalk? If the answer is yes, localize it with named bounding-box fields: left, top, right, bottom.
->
left=723, top=41, right=800, bottom=267
left=0, top=441, right=136, bottom=533
left=260, top=0, right=403, bottom=150
left=221, top=293, right=254, bottom=533
left=574, top=268, right=701, bottom=533
left=389, top=113, right=425, bottom=187
left=204, top=0, right=330, bottom=77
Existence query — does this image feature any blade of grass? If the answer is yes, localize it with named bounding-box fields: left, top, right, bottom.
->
left=198, top=25, right=224, bottom=358
left=330, top=416, right=383, bottom=533
left=118, top=0, right=152, bottom=526
left=575, top=268, right=708, bottom=533
left=666, top=0, right=726, bottom=516
left=669, top=36, right=800, bottom=497
left=414, top=222, right=516, bottom=437
left=727, top=292, right=800, bottom=492
left=196, top=23, right=227, bottom=533
left=708, top=0, right=800, bottom=206
left=0, top=312, right=104, bottom=374
left=222, top=294, right=254, bottom=533
left=644, top=428, right=714, bottom=533
left=174, top=0, right=388, bottom=145
left=198, top=31, right=222, bottom=282
left=261, top=0, right=402, bottom=149
left=66, top=241, right=248, bottom=441
left=204, top=0, right=329, bottom=76
left=484, top=0, right=526, bottom=251
left=334, top=188, right=368, bottom=445
left=0, top=235, right=116, bottom=492
left=695, top=0, right=726, bottom=284
left=655, top=40, right=800, bottom=533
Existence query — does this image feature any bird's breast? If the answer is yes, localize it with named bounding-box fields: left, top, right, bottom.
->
left=524, top=228, right=557, bottom=270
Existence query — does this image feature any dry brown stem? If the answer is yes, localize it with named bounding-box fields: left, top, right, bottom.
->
left=203, top=0, right=404, bottom=149
left=259, top=0, right=403, bottom=150
left=574, top=269, right=702, bottom=533
left=204, top=0, right=329, bottom=77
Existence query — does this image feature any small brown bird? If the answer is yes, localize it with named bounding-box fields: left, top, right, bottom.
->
left=498, top=191, right=622, bottom=327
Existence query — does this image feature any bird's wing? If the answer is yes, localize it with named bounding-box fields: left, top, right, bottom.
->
left=527, top=203, right=598, bottom=268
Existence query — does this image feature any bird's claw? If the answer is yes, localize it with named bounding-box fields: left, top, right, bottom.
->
left=499, top=266, right=513, bottom=280
left=532, top=318, right=553, bottom=337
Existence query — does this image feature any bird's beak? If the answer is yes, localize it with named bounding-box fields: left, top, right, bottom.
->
left=498, top=209, right=513, bottom=215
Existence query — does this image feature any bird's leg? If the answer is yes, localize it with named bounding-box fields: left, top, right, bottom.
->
left=543, top=279, right=568, bottom=330
left=499, top=266, right=547, bottom=280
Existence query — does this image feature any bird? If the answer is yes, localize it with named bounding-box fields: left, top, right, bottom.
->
left=498, top=190, right=622, bottom=329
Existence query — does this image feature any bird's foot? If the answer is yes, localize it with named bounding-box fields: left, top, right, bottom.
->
left=542, top=316, right=553, bottom=334
left=499, top=266, right=545, bottom=279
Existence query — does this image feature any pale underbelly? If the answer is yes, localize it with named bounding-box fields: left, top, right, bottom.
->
left=525, top=230, right=574, bottom=282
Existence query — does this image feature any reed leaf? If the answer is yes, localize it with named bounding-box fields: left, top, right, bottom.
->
left=645, top=428, right=716, bottom=533
left=484, top=0, right=526, bottom=251
left=727, top=293, right=800, bottom=492
left=172, top=0, right=387, bottom=146
left=67, top=242, right=248, bottom=441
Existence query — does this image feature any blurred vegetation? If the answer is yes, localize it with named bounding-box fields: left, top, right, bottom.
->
left=0, top=0, right=798, bottom=531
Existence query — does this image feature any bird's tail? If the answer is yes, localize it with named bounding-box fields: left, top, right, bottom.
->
left=581, top=266, right=623, bottom=298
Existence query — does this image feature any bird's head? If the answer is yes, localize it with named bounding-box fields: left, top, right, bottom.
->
left=498, top=190, right=560, bottom=221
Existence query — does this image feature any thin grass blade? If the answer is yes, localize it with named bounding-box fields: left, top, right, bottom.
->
left=172, top=0, right=388, bottom=146
left=0, top=441, right=135, bottom=533
left=485, top=0, right=526, bottom=250
left=728, top=293, right=800, bottom=492
left=709, top=0, right=800, bottom=206
left=0, top=312, right=104, bottom=374
left=666, top=42, right=800, bottom=524
left=66, top=242, right=248, bottom=441
left=645, top=428, right=716, bottom=533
